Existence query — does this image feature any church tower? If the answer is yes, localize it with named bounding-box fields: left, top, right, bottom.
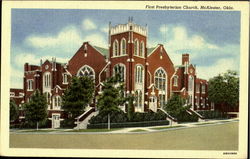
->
left=108, top=17, right=148, bottom=112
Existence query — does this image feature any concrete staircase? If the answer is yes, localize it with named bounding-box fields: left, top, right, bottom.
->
left=74, top=107, right=99, bottom=130
left=187, top=109, right=205, bottom=121
left=158, top=108, right=178, bottom=125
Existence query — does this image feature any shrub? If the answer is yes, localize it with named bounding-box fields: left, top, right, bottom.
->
left=177, top=111, right=198, bottom=123
left=61, top=118, right=75, bottom=128
left=89, top=110, right=128, bottom=124
left=197, top=110, right=228, bottom=119
left=87, top=120, right=169, bottom=129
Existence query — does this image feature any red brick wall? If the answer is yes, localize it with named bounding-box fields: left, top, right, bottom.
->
left=147, top=45, right=175, bottom=99
left=68, top=42, right=107, bottom=85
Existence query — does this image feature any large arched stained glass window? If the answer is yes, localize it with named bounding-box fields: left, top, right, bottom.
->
left=77, top=65, right=95, bottom=80
left=113, top=64, right=125, bottom=82
left=154, top=68, right=166, bottom=91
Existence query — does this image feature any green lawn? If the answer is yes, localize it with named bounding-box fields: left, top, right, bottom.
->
left=20, top=129, right=58, bottom=133
left=10, top=121, right=238, bottom=150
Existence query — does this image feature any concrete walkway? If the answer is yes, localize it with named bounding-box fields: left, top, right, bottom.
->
left=10, top=118, right=239, bottom=134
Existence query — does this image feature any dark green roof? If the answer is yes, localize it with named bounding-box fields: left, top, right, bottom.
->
left=147, top=47, right=157, bottom=56
left=93, top=46, right=109, bottom=57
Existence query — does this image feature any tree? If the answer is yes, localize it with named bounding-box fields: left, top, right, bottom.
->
left=208, top=70, right=239, bottom=111
left=97, top=76, right=126, bottom=129
left=163, top=94, right=189, bottom=118
left=24, top=90, right=47, bottom=130
left=62, top=76, right=94, bottom=120
left=10, top=99, right=19, bottom=122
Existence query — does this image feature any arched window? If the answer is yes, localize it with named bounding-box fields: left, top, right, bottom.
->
left=27, top=80, right=33, bottom=91
left=135, top=90, right=143, bottom=108
left=43, top=72, right=51, bottom=88
left=135, top=65, right=143, bottom=83
left=155, top=68, right=166, bottom=91
left=113, top=40, right=119, bottom=56
left=134, top=39, right=139, bottom=56
left=173, top=76, right=178, bottom=86
left=188, top=76, right=194, bottom=92
left=155, top=68, right=167, bottom=108
left=53, top=95, right=61, bottom=110
left=77, top=65, right=95, bottom=80
left=140, top=41, right=145, bottom=57
left=44, top=92, right=51, bottom=105
left=120, top=38, right=126, bottom=55
left=113, top=64, right=125, bottom=82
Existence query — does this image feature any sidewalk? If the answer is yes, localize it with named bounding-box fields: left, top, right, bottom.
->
left=10, top=118, right=239, bottom=134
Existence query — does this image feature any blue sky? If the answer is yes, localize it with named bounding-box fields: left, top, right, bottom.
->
left=11, top=9, right=240, bottom=88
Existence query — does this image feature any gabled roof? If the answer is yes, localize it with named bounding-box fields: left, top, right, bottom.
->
left=93, top=46, right=109, bottom=57
left=147, top=46, right=158, bottom=57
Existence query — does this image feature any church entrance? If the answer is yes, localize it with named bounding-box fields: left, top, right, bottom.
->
left=52, top=114, right=60, bottom=129
left=149, top=96, right=157, bottom=112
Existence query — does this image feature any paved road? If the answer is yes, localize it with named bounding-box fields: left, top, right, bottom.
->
left=10, top=121, right=238, bottom=150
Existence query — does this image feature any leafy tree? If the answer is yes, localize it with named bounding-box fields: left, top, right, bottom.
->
left=62, top=76, right=94, bottom=119
left=97, top=76, right=126, bottom=129
left=208, top=70, right=239, bottom=111
left=24, top=90, right=47, bottom=130
left=10, top=99, right=19, bottom=122
left=163, top=94, right=190, bottom=118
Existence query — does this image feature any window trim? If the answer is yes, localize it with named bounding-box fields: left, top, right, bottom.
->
left=27, top=79, right=34, bottom=91
left=120, top=38, right=126, bottom=55
left=113, top=63, right=126, bottom=82
left=77, top=65, right=95, bottom=81
left=113, top=39, right=119, bottom=57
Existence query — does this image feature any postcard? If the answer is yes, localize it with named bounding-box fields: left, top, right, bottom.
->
left=1, top=1, right=249, bottom=158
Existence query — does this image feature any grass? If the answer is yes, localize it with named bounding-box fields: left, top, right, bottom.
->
left=10, top=121, right=239, bottom=150
left=68, top=128, right=122, bottom=132
left=21, top=129, right=58, bottom=133
left=150, top=125, right=184, bottom=130
left=129, top=129, right=148, bottom=132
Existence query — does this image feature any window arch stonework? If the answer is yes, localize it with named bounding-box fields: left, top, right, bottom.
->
left=77, top=65, right=95, bottom=80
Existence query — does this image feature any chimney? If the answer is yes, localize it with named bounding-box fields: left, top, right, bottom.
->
left=182, top=54, right=189, bottom=65
left=24, top=63, right=29, bottom=71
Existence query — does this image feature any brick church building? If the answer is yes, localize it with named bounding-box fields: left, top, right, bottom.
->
left=11, top=19, right=213, bottom=128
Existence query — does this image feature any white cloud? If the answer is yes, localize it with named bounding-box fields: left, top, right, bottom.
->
left=14, top=53, right=69, bottom=68
left=83, top=33, right=107, bottom=48
left=196, top=58, right=239, bottom=80
left=82, top=19, right=97, bottom=30
left=100, top=26, right=109, bottom=33
left=159, top=25, right=168, bottom=35
left=10, top=67, right=24, bottom=88
left=25, top=26, right=83, bottom=55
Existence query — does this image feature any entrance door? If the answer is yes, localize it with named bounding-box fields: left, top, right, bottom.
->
left=149, top=96, right=157, bottom=112
left=52, top=114, right=60, bottom=128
